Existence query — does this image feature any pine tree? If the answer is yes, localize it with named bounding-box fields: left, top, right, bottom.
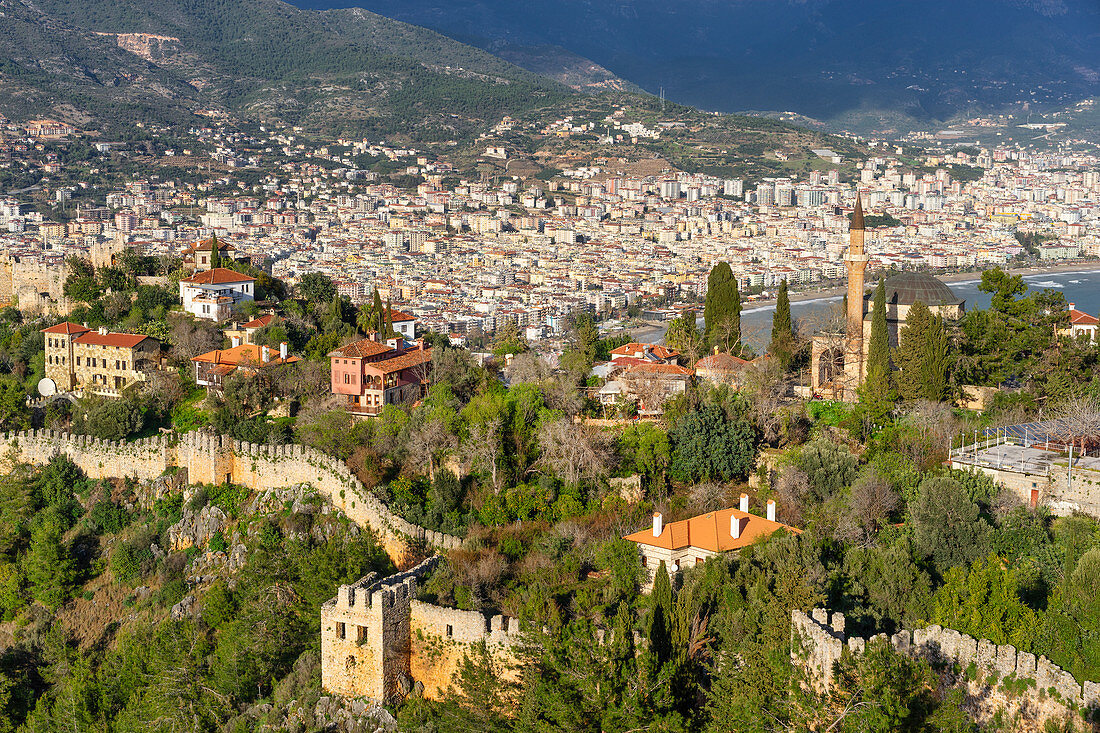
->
left=893, top=300, right=931, bottom=401
left=859, top=278, right=894, bottom=425
left=703, top=263, right=741, bottom=351
left=921, top=313, right=950, bottom=401
left=769, top=279, right=794, bottom=368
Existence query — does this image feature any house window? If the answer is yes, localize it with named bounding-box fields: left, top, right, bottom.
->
left=336, top=622, right=345, bottom=639
left=76, top=357, right=81, bottom=366
left=445, top=625, right=453, bottom=638
left=343, top=373, right=350, bottom=384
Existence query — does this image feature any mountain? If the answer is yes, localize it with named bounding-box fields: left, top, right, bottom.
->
left=0, top=0, right=572, bottom=138
left=289, top=0, right=1100, bottom=130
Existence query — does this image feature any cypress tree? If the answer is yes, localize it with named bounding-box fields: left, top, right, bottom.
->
left=385, top=296, right=394, bottom=338
left=893, top=300, right=931, bottom=401
left=371, top=289, right=384, bottom=333
left=769, top=279, right=793, bottom=367
left=859, top=278, right=894, bottom=424
left=703, top=262, right=741, bottom=351
left=647, top=561, right=673, bottom=669
left=921, top=313, right=950, bottom=401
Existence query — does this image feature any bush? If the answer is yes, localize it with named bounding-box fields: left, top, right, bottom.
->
left=670, top=405, right=758, bottom=482
left=88, top=499, right=130, bottom=535
left=71, top=396, right=146, bottom=440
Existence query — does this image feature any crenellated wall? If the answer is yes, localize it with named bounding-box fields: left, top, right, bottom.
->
left=792, top=608, right=1100, bottom=717
left=0, top=429, right=463, bottom=564
left=320, top=556, right=520, bottom=701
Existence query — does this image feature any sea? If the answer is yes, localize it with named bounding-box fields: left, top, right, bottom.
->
left=718, top=269, right=1100, bottom=349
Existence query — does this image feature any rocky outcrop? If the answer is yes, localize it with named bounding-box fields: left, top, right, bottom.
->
left=167, top=505, right=228, bottom=552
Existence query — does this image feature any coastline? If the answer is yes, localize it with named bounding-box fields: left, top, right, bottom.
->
left=744, top=260, right=1100, bottom=313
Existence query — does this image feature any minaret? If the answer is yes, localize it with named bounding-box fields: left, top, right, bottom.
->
left=845, top=195, right=868, bottom=340
left=844, top=194, right=869, bottom=387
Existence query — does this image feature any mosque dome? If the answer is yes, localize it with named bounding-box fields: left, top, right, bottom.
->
left=880, top=272, right=962, bottom=307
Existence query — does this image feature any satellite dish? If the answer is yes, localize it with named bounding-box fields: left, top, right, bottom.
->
left=37, top=378, right=57, bottom=397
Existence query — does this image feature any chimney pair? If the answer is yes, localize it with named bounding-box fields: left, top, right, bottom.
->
left=731, top=495, right=776, bottom=539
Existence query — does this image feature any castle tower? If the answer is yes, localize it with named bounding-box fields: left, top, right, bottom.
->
left=844, top=195, right=869, bottom=386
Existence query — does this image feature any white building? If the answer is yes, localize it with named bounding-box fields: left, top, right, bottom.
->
left=179, top=268, right=256, bottom=322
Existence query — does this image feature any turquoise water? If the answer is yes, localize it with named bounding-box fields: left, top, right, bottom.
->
left=737, top=269, right=1100, bottom=347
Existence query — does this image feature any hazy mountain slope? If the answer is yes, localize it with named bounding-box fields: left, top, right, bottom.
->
left=289, top=0, right=1100, bottom=127
left=0, top=0, right=572, bottom=137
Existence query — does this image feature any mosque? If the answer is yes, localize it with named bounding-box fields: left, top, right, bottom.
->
left=810, top=196, right=965, bottom=401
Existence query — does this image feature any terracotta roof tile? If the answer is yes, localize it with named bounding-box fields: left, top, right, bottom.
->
left=41, top=322, right=90, bottom=335
left=73, top=332, right=153, bottom=348
left=328, top=338, right=396, bottom=359
left=624, top=507, right=799, bottom=553
left=181, top=267, right=255, bottom=285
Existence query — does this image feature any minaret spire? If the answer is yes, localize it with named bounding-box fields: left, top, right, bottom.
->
left=844, top=192, right=871, bottom=390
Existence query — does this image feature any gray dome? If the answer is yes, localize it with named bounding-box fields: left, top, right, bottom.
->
left=880, top=273, right=962, bottom=307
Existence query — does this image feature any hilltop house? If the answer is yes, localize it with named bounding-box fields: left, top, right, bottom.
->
left=179, top=268, right=256, bottom=322
left=191, top=339, right=299, bottom=393
left=42, top=322, right=161, bottom=395
left=694, top=348, right=753, bottom=386
left=329, top=336, right=432, bottom=416
left=1061, top=302, right=1098, bottom=344
left=624, top=496, right=799, bottom=584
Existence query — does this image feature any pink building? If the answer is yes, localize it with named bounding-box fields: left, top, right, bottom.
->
left=329, top=337, right=432, bottom=416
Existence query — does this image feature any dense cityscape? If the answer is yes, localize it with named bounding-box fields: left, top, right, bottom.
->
left=2, top=1, right=1100, bottom=732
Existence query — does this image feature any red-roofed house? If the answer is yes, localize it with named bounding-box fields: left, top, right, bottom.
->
left=1061, top=302, right=1098, bottom=344
left=42, top=322, right=161, bottom=394
left=179, top=268, right=256, bottom=322
left=191, top=341, right=299, bottom=392
left=624, top=495, right=799, bottom=584
left=609, top=342, right=681, bottom=364
left=329, top=337, right=432, bottom=416
left=694, top=347, right=753, bottom=386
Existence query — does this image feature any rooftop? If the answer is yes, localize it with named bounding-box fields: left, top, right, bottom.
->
left=624, top=506, right=799, bottom=553
left=181, top=267, right=256, bottom=285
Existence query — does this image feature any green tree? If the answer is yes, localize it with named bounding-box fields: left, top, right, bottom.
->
left=24, top=520, right=77, bottom=609
left=297, top=271, right=335, bottom=303
left=921, top=314, right=950, bottom=401
left=703, top=262, right=741, bottom=351
left=0, top=376, right=29, bottom=432
left=769, top=279, right=794, bottom=368
left=670, top=405, right=757, bottom=482
left=910, top=477, right=990, bottom=572
left=858, top=279, right=894, bottom=426
left=893, top=300, right=931, bottom=401
left=665, top=310, right=702, bottom=357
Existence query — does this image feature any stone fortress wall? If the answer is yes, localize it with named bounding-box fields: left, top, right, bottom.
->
left=321, top=555, right=521, bottom=701
left=792, top=608, right=1099, bottom=716
left=0, top=428, right=514, bottom=701
left=0, top=429, right=462, bottom=562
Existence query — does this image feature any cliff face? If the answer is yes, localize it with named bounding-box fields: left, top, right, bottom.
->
left=111, top=33, right=183, bottom=63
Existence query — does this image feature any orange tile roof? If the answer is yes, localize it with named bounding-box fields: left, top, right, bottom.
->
left=365, top=348, right=432, bottom=375
left=387, top=308, right=416, bottom=322
left=695, top=352, right=751, bottom=370
left=73, top=332, right=153, bottom=348
left=181, top=267, right=255, bottom=285
left=1069, top=309, right=1098, bottom=326
left=624, top=507, right=799, bottom=553
left=610, top=342, right=681, bottom=361
left=191, top=343, right=299, bottom=367
left=42, top=322, right=90, bottom=335
left=329, top=338, right=396, bottom=359
left=243, top=314, right=275, bottom=329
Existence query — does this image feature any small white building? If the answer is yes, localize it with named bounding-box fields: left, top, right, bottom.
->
left=179, top=268, right=256, bottom=322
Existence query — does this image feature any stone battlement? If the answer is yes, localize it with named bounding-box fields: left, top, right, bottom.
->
left=792, top=608, right=1100, bottom=712
left=321, top=555, right=520, bottom=701
left=0, top=429, right=462, bottom=563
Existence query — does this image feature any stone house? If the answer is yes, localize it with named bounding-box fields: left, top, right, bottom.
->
left=42, top=322, right=161, bottom=395
left=1061, top=302, right=1098, bottom=344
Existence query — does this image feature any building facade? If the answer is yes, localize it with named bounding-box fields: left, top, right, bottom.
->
left=42, top=322, right=160, bottom=394
left=329, top=337, right=432, bottom=416
left=179, top=267, right=256, bottom=322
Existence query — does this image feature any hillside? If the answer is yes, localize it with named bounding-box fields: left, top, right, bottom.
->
left=0, top=0, right=572, bottom=139
left=290, top=0, right=1100, bottom=132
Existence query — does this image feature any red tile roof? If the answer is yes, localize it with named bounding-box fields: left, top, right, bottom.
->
left=41, top=322, right=90, bottom=335
left=610, top=342, right=680, bottom=361
left=73, top=332, right=153, bottom=349
left=181, top=267, right=255, bottom=285
left=243, top=314, right=275, bottom=329
left=329, top=338, right=396, bottom=359
left=191, top=343, right=299, bottom=367
left=364, top=348, right=432, bottom=375
left=387, top=308, right=416, bottom=323
left=1069, top=309, right=1099, bottom=326
left=624, top=507, right=799, bottom=553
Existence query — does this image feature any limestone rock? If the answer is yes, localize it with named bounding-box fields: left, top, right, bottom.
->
left=171, top=594, right=196, bottom=620
left=167, top=505, right=228, bottom=551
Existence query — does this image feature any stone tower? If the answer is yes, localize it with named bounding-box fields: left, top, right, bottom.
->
left=844, top=195, right=869, bottom=386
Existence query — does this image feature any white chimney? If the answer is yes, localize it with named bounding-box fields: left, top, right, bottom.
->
left=731, top=514, right=743, bottom=539
left=652, top=512, right=663, bottom=538
left=280, top=342, right=288, bottom=361
left=231, top=335, right=241, bottom=348
left=739, top=493, right=749, bottom=513
left=766, top=499, right=776, bottom=522
left=1069, top=302, right=1076, bottom=310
